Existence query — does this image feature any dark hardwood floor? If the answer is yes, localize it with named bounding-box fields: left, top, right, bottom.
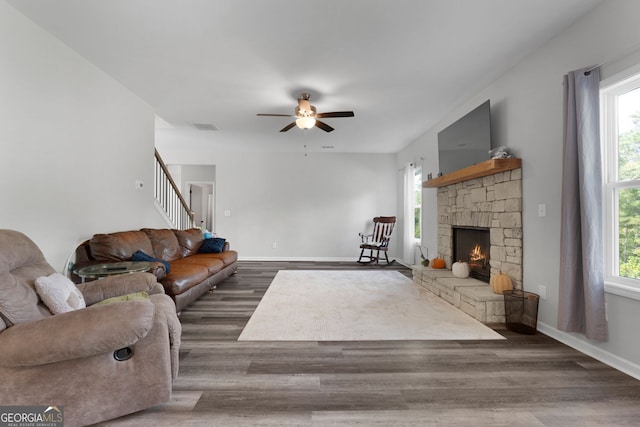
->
left=101, top=261, right=640, bottom=426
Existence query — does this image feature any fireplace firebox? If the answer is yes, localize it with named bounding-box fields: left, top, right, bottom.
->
left=453, top=226, right=490, bottom=283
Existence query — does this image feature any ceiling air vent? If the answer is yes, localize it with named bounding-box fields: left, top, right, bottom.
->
left=192, top=123, right=218, bottom=131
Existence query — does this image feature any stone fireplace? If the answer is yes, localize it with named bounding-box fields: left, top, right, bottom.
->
left=413, top=159, right=523, bottom=323
left=436, top=167, right=523, bottom=289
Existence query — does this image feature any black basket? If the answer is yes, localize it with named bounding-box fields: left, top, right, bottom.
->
left=503, top=289, right=539, bottom=334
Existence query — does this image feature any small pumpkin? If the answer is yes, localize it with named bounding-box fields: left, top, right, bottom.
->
left=452, top=260, right=470, bottom=278
left=491, top=270, right=513, bottom=294
left=431, top=257, right=446, bottom=269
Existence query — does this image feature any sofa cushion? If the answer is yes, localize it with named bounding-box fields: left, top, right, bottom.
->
left=160, top=263, right=210, bottom=297
left=198, top=237, right=226, bottom=253
left=90, top=231, right=154, bottom=262
left=189, top=251, right=238, bottom=267
left=142, top=229, right=182, bottom=262
left=35, top=273, right=86, bottom=314
left=173, top=228, right=204, bottom=257
left=171, top=257, right=224, bottom=275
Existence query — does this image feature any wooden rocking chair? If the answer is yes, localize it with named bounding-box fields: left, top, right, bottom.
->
left=358, top=216, right=396, bottom=264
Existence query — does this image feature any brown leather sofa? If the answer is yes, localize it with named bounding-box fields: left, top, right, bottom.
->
left=0, top=229, right=181, bottom=427
left=74, top=228, right=238, bottom=312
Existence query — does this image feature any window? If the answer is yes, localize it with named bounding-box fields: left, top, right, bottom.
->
left=601, top=71, right=640, bottom=291
left=414, top=166, right=422, bottom=241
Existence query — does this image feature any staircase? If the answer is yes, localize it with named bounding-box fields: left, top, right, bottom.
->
left=154, top=149, right=194, bottom=229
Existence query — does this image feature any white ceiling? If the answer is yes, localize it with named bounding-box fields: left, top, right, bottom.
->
left=8, top=0, right=603, bottom=153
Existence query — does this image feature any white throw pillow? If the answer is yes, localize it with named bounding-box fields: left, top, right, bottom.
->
left=35, top=273, right=86, bottom=314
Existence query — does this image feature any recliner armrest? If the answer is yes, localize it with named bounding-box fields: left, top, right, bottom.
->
left=77, top=272, right=163, bottom=305
left=0, top=299, right=155, bottom=368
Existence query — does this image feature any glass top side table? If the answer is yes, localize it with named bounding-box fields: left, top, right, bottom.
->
left=74, top=261, right=153, bottom=282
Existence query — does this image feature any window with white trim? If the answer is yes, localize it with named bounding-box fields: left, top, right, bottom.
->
left=601, top=72, right=640, bottom=291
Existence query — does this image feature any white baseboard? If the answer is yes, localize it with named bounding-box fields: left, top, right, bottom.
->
left=394, top=259, right=414, bottom=268
left=238, top=256, right=357, bottom=262
left=238, top=256, right=405, bottom=263
left=537, top=321, right=640, bottom=380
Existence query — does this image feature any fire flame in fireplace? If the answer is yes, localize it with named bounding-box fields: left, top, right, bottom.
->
left=469, top=244, right=487, bottom=266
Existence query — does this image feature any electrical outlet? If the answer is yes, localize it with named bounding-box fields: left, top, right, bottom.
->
left=538, top=285, right=547, bottom=300
left=272, top=242, right=277, bottom=249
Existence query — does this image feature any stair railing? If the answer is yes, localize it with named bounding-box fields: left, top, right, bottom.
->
left=154, top=149, right=195, bottom=229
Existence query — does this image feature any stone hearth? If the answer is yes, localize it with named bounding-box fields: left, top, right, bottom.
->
left=412, top=267, right=505, bottom=323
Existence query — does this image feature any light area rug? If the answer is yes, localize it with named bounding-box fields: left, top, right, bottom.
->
left=238, top=270, right=504, bottom=341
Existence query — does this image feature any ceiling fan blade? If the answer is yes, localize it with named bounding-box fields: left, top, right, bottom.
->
left=316, top=111, right=355, bottom=118
left=279, top=122, right=296, bottom=132
left=257, top=113, right=294, bottom=117
left=315, top=120, right=334, bottom=132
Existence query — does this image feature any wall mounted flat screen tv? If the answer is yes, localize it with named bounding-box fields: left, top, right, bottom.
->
left=437, top=100, right=492, bottom=175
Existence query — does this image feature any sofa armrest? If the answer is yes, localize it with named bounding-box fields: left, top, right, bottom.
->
left=77, top=272, right=163, bottom=305
left=0, top=299, right=155, bottom=367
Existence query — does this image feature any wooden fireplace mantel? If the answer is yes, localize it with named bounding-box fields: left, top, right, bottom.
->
left=423, top=158, right=522, bottom=188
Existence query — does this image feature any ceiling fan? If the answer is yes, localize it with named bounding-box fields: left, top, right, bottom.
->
left=257, top=93, right=354, bottom=132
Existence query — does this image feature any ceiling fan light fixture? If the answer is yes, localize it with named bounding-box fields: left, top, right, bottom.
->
left=258, top=93, right=353, bottom=132
left=296, top=116, right=316, bottom=129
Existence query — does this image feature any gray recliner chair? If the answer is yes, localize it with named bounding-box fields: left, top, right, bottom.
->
left=0, top=229, right=181, bottom=427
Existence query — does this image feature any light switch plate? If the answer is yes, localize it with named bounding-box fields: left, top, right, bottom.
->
left=538, top=203, right=546, bottom=217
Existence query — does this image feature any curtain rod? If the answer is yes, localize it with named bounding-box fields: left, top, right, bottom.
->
left=584, top=42, right=640, bottom=75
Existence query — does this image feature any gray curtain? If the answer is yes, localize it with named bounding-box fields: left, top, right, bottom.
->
left=558, top=67, right=608, bottom=341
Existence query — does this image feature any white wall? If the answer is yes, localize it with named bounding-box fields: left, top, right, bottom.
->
left=166, top=164, right=216, bottom=206
left=156, top=142, right=398, bottom=261
left=399, top=0, right=640, bottom=377
left=0, top=2, right=166, bottom=271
